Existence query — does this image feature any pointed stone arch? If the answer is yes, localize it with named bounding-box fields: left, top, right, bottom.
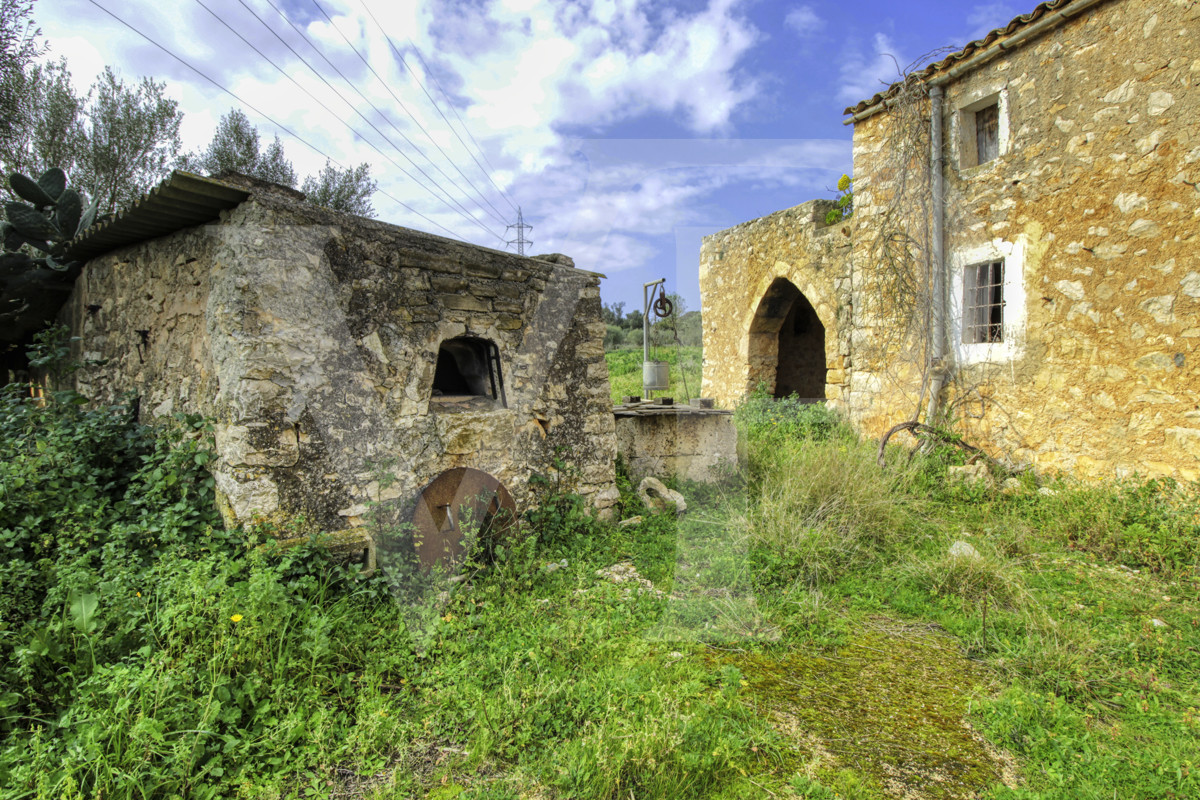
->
left=747, top=277, right=828, bottom=401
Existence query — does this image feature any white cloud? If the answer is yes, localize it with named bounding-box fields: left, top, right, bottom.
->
left=965, top=3, right=1025, bottom=41
left=837, top=33, right=907, bottom=105
left=784, top=6, right=823, bottom=38
left=32, top=1, right=803, bottom=274
left=522, top=138, right=850, bottom=275
left=443, top=0, right=762, bottom=147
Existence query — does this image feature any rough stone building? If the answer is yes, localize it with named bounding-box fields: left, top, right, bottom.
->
left=699, top=199, right=852, bottom=407
left=62, top=171, right=618, bottom=539
left=702, top=0, right=1200, bottom=481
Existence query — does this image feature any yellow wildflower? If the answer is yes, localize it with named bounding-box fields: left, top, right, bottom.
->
left=230, top=614, right=243, bottom=623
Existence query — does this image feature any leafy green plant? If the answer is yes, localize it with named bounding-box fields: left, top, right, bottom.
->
left=735, top=385, right=851, bottom=450
left=824, top=173, right=853, bottom=225
left=2, top=169, right=99, bottom=345
left=3, top=167, right=98, bottom=269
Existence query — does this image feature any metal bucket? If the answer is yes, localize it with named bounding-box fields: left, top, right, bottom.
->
left=642, top=360, right=670, bottom=393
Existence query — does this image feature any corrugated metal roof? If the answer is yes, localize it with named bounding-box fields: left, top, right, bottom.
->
left=65, top=171, right=250, bottom=262
left=842, top=0, right=1097, bottom=118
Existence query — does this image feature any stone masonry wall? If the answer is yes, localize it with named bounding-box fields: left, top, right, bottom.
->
left=699, top=199, right=852, bottom=409
left=848, top=0, right=1200, bottom=481
left=64, top=191, right=618, bottom=533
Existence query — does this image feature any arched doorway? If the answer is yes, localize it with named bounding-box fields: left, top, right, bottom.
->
left=748, top=278, right=827, bottom=401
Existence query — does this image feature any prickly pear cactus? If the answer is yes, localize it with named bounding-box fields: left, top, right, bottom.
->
left=2, top=168, right=100, bottom=345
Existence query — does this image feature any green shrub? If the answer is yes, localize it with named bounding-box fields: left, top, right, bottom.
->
left=735, top=388, right=851, bottom=458
left=0, top=365, right=407, bottom=796
left=0, top=378, right=221, bottom=629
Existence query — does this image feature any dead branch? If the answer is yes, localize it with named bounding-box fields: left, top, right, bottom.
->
left=876, top=420, right=999, bottom=469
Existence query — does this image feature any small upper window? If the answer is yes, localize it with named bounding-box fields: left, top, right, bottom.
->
left=975, top=103, right=1000, bottom=164
left=431, top=337, right=506, bottom=409
left=963, top=260, right=1004, bottom=344
left=957, top=89, right=1007, bottom=168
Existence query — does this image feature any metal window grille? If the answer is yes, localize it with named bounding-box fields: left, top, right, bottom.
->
left=975, top=103, right=1000, bottom=164
left=963, top=261, right=1004, bottom=344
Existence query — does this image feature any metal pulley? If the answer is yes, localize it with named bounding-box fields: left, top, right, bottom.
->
left=642, top=278, right=670, bottom=395
left=652, top=292, right=674, bottom=319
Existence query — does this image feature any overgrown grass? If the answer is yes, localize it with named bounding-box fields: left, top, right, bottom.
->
left=605, top=346, right=703, bottom=404
left=2, top=361, right=1198, bottom=798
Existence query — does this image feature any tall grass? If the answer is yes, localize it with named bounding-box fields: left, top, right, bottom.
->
left=735, top=395, right=920, bottom=588
left=744, top=436, right=920, bottom=587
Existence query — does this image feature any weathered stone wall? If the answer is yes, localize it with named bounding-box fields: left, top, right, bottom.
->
left=842, top=90, right=938, bottom=430
left=63, top=191, right=618, bottom=532
left=614, top=412, right=738, bottom=484
left=847, top=0, right=1200, bottom=481
left=699, top=199, right=852, bottom=409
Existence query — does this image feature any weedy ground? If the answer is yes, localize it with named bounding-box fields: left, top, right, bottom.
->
left=1, top=360, right=1197, bottom=799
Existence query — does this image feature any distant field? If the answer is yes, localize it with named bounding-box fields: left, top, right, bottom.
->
left=605, top=346, right=702, bottom=405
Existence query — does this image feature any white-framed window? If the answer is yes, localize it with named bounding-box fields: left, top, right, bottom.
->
left=963, top=260, right=1004, bottom=344
left=950, top=239, right=1026, bottom=364
left=955, top=86, right=1010, bottom=169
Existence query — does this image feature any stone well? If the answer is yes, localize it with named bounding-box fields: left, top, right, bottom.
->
left=613, top=398, right=737, bottom=484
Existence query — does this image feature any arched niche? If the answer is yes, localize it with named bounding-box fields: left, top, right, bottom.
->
left=747, top=277, right=827, bottom=401
left=430, top=336, right=506, bottom=409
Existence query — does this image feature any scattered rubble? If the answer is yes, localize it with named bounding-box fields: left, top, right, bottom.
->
left=594, top=561, right=664, bottom=597
left=638, top=477, right=687, bottom=516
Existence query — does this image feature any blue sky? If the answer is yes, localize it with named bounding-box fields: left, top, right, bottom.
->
left=37, top=0, right=1031, bottom=313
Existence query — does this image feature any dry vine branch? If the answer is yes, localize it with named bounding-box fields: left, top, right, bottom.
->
left=875, top=420, right=1002, bottom=470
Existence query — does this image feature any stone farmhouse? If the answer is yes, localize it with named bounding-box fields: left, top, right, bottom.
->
left=701, top=0, right=1199, bottom=481
left=61, top=172, right=618, bottom=546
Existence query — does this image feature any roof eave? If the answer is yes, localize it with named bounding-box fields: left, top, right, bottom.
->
left=842, top=0, right=1113, bottom=125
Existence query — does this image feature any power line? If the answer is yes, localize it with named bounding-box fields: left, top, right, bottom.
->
left=259, top=0, right=507, bottom=238
left=355, top=0, right=516, bottom=222
left=403, top=37, right=521, bottom=215
left=85, top=0, right=470, bottom=242
left=203, top=0, right=504, bottom=243
left=306, top=0, right=512, bottom=230
left=304, top=0, right=511, bottom=227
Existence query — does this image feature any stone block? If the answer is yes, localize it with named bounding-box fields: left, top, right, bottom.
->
left=1165, top=427, right=1200, bottom=458
left=431, top=275, right=468, bottom=293
left=439, top=293, right=490, bottom=312
left=947, top=464, right=995, bottom=491
left=496, top=315, right=524, bottom=330
left=637, top=477, right=687, bottom=517
left=493, top=299, right=524, bottom=314
left=465, top=262, right=503, bottom=279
